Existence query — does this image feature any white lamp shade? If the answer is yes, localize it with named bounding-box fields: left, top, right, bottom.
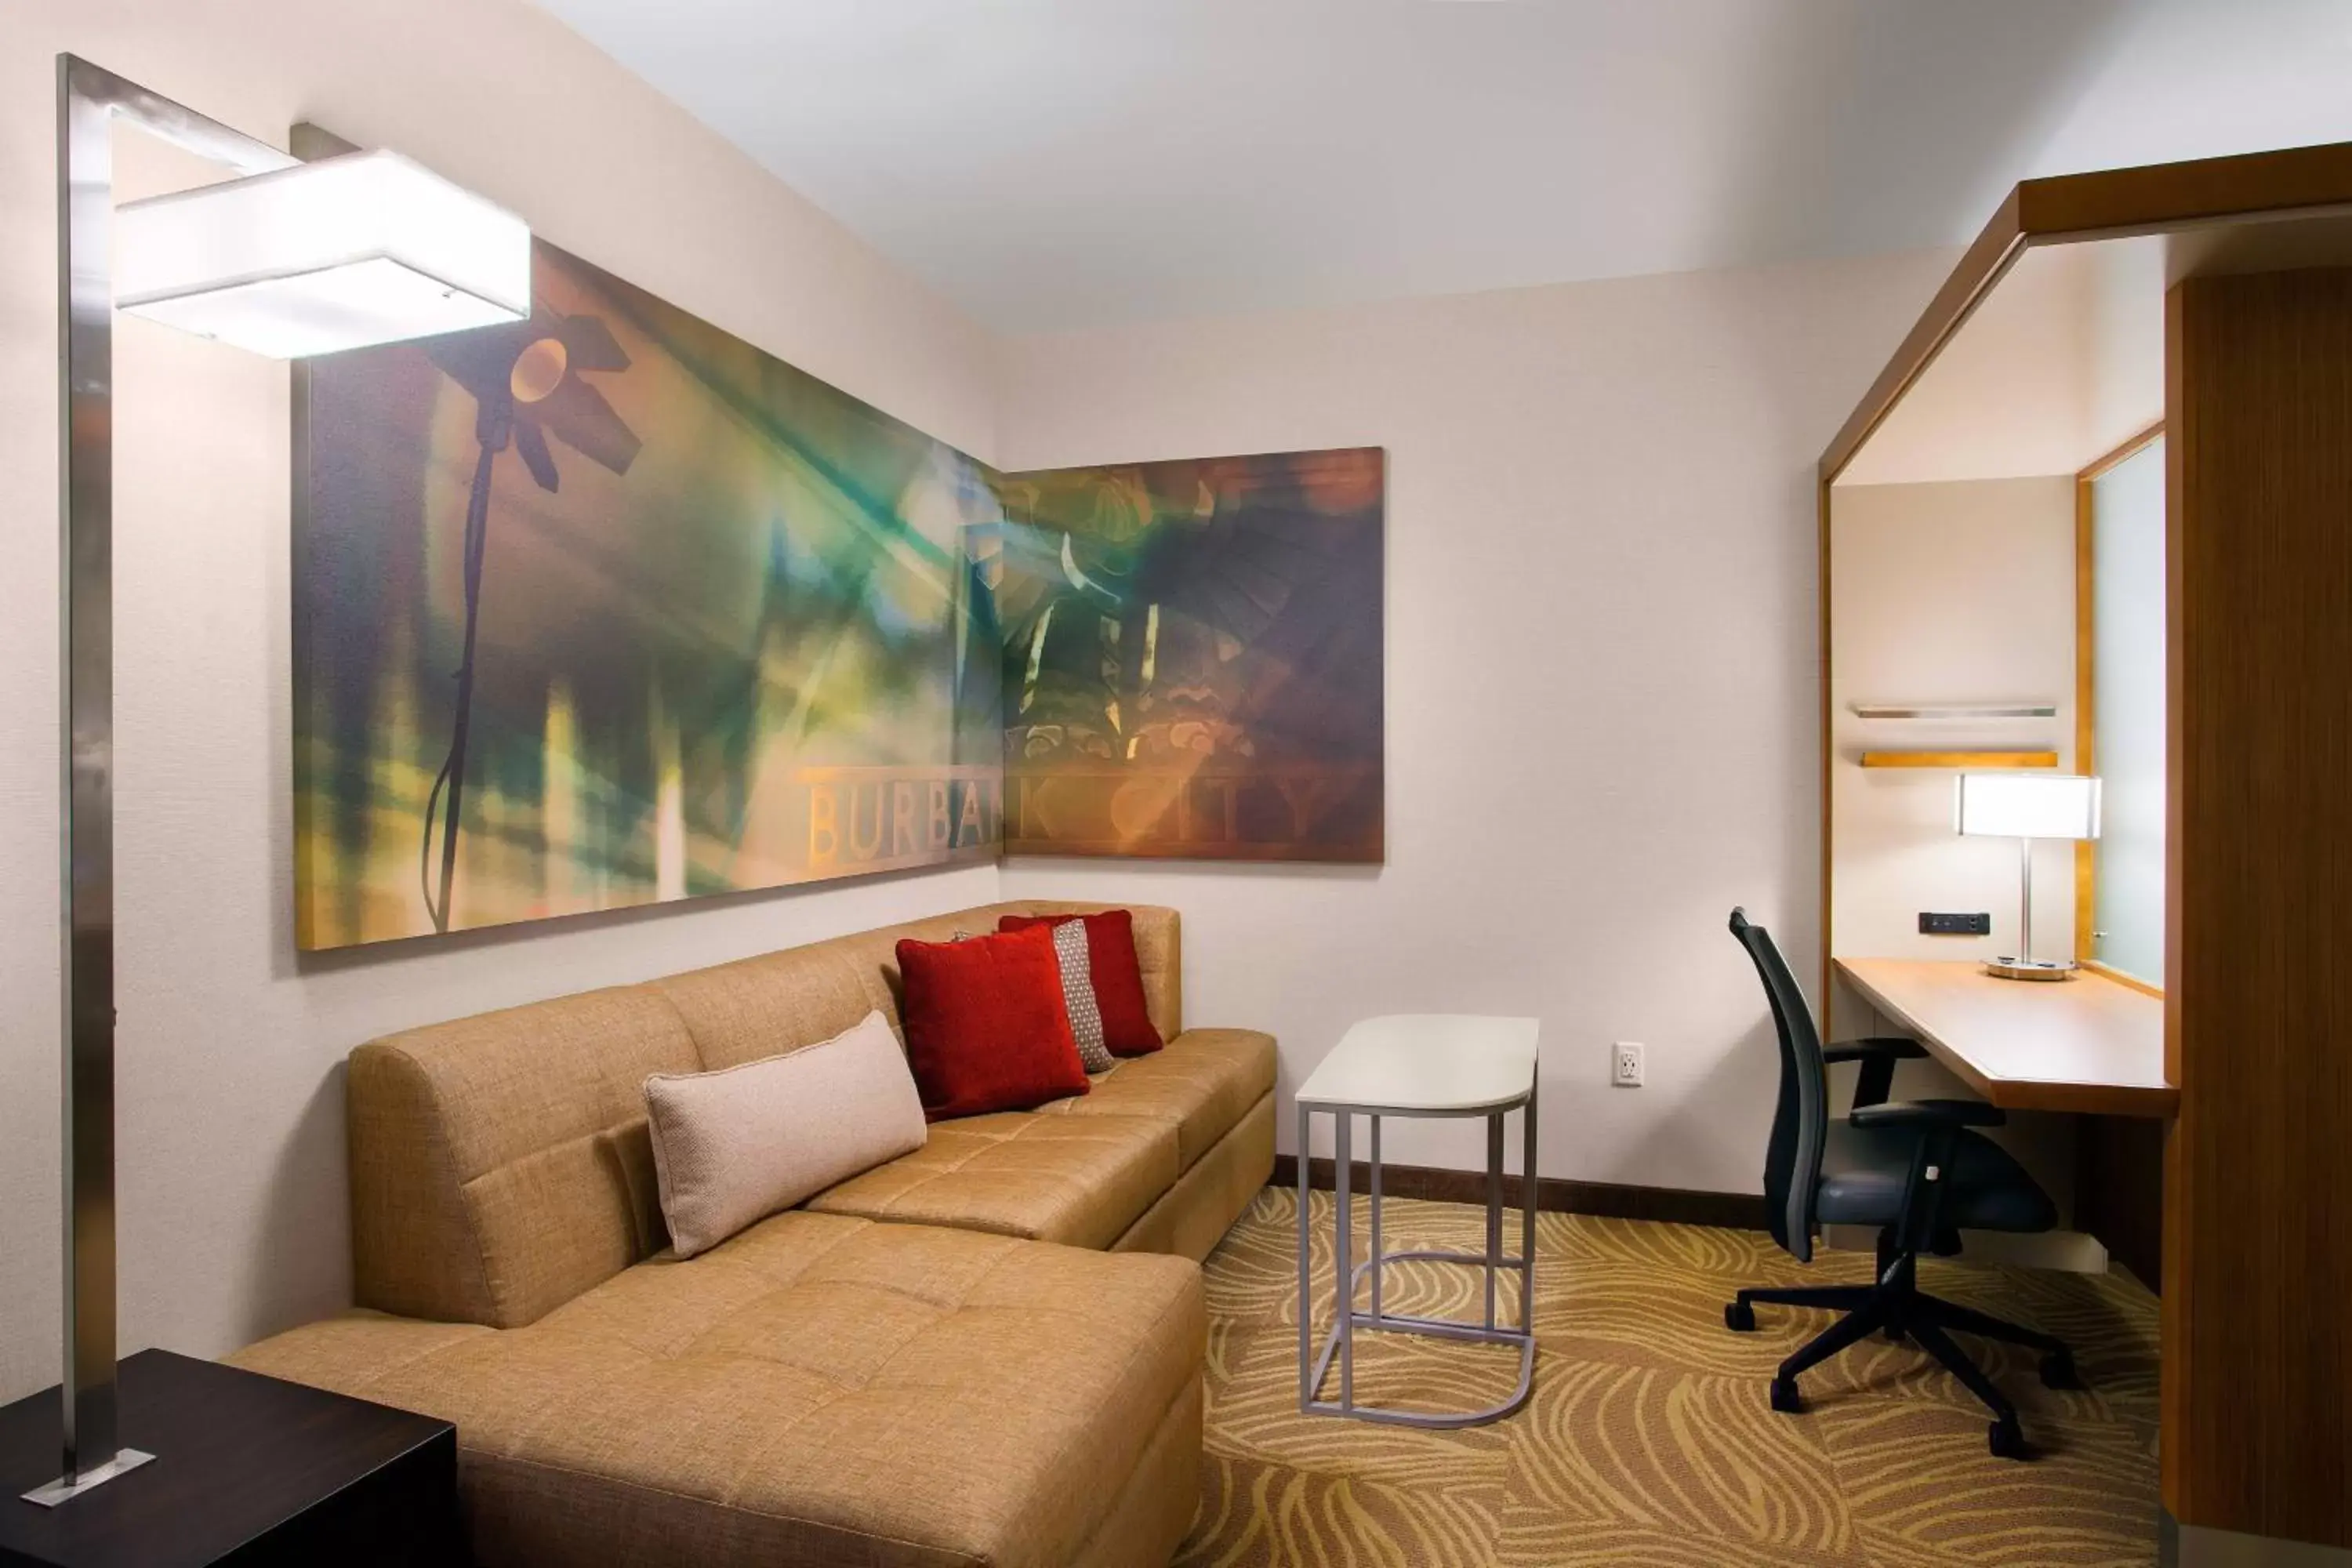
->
left=1955, top=773, right=2103, bottom=840
left=114, top=150, right=528, bottom=359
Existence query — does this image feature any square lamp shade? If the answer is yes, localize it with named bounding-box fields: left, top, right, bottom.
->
left=1955, top=772, right=2102, bottom=841
left=114, top=149, right=528, bottom=359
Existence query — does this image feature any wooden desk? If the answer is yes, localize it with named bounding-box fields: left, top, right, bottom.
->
left=1833, top=957, right=2176, bottom=1119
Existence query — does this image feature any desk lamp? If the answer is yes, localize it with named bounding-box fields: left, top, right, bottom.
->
left=1955, top=772, right=2102, bottom=981
left=34, top=53, right=528, bottom=1505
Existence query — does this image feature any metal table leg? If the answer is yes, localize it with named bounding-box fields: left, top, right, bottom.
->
left=1523, top=1081, right=1539, bottom=1329
left=1301, top=1091, right=1539, bottom=1429
left=1485, top=1113, right=1503, bottom=1330
left=1334, top=1111, right=1353, bottom=1409
left=1369, top=1114, right=1383, bottom=1326
left=1296, top=1101, right=1312, bottom=1412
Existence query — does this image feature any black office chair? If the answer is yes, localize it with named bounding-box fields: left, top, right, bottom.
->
left=1723, top=908, right=2075, bottom=1459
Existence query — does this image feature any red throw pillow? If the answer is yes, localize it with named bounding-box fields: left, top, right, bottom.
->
left=997, top=910, right=1164, bottom=1057
left=896, top=926, right=1091, bottom=1120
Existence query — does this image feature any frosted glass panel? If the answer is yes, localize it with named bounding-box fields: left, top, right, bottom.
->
left=2090, top=439, right=2165, bottom=986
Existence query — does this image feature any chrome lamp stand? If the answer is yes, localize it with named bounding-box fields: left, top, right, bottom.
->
left=31, top=55, right=301, bottom=1507
left=1984, top=837, right=2077, bottom=982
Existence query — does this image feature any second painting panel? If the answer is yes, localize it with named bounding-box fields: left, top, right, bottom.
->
left=991, top=447, right=1385, bottom=862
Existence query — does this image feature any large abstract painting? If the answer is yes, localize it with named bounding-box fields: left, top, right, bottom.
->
left=294, top=241, right=1004, bottom=949
left=991, top=448, right=1384, bottom=861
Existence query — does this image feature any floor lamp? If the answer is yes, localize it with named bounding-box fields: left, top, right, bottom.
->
left=34, top=53, right=528, bottom=1505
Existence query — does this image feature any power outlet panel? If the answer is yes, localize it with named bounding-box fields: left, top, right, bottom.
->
left=1612, top=1042, right=1645, bottom=1087
left=1919, top=911, right=1992, bottom=936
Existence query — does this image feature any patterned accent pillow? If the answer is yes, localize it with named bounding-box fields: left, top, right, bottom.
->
left=998, top=911, right=1163, bottom=1056
left=1047, top=919, right=1113, bottom=1073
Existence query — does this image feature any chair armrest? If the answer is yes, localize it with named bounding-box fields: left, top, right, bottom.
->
left=1847, top=1098, right=2005, bottom=1131
left=1823, top=1036, right=1927, bottom=1109
left=1820, top=1036, right=1927, bottom=1065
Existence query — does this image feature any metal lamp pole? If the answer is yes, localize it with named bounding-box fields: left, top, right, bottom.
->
left=35, top=55, right=299, bottom=1506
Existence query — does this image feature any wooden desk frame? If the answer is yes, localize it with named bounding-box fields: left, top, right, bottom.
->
left=1819, top=141, right=2352, bottom=1552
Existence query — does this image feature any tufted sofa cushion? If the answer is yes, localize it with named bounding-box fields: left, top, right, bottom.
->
left=234, top=1211, right=1204, bottom=1568
left=805, top=1110, right=1178, bottom=1249
left=1037, top=1029, right=1277, bottom=1172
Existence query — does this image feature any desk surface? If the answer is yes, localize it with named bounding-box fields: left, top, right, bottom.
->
left=1833, top=958, right=2176, bottom=1118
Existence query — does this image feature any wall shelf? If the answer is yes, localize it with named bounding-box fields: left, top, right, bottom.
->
left=1858, top=750, right=2060, bottom=769
left=1850, top=702, right=2059, bottom=720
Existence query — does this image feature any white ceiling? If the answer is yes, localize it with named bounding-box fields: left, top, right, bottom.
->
left=532, top=0, right=2352, bottom=334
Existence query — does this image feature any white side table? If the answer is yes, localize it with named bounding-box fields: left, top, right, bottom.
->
left=1295, top=1014, right=1541, bottom=1427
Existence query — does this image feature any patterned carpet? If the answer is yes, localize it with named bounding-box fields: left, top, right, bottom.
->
left=1178, top=1188, right=2161, bottom=1567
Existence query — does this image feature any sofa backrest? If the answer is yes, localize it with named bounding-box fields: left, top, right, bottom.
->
left=347, top=901, right=1181, bottom=1328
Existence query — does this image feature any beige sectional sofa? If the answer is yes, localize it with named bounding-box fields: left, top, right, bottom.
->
left=233, top=902, right=1274, bottom=1567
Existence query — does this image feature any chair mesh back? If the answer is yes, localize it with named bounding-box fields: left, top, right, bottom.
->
left=1728, top=909, right=1827, bottom=1262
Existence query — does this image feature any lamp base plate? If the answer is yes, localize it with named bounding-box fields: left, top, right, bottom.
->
left=1983, top=958, right=2078, bottom=982
left=22, top=1446, right=154, bottom=1506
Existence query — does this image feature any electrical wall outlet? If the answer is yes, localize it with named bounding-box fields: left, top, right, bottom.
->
left=1612, top=1042, right=1645, bottom=1087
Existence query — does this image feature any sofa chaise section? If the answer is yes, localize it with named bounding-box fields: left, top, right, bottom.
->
left=236, top=1213, right=1204, bottom=1566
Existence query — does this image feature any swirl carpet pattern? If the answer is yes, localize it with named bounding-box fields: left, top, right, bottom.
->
left=1179, top=1189, right=2159, bottom=1566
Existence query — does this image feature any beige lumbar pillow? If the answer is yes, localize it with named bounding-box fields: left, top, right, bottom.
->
left=645, top=1009, right=925, bottom=1259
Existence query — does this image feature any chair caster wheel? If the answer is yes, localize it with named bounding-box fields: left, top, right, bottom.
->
left=1988, top=1417, right=2029, bottom=1460
left=1769, top=1377, right=1803, bottom=1414
left=1725, top=1301, right=1757, bottom=1333
left=2039, top=1348, right=2079, bottom=1389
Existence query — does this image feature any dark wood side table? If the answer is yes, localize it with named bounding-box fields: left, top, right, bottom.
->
left=0, top=1349, right=462, bottom=1568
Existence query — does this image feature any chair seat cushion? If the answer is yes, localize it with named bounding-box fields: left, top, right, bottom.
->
left=804, top=1110, right=1179, bottom=1250
left=1816, top=1120, right=2059, bottom=1234
left=230, top=1212, right=1204, bottom=1568
left=1033, top=1029, right=1276, bottom=1171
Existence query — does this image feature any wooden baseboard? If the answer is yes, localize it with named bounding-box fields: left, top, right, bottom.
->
left=1269, top=1154, right=1770, bottom=1232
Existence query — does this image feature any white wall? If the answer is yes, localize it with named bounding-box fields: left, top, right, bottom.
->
left=1828, top=477, right=2081, bottom=970
left=0, top=0, right=1004, bottom=1401
left=1826, top=475, right=2084, bottom=1232
left=993, top=252, right=1951, bottom=1192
